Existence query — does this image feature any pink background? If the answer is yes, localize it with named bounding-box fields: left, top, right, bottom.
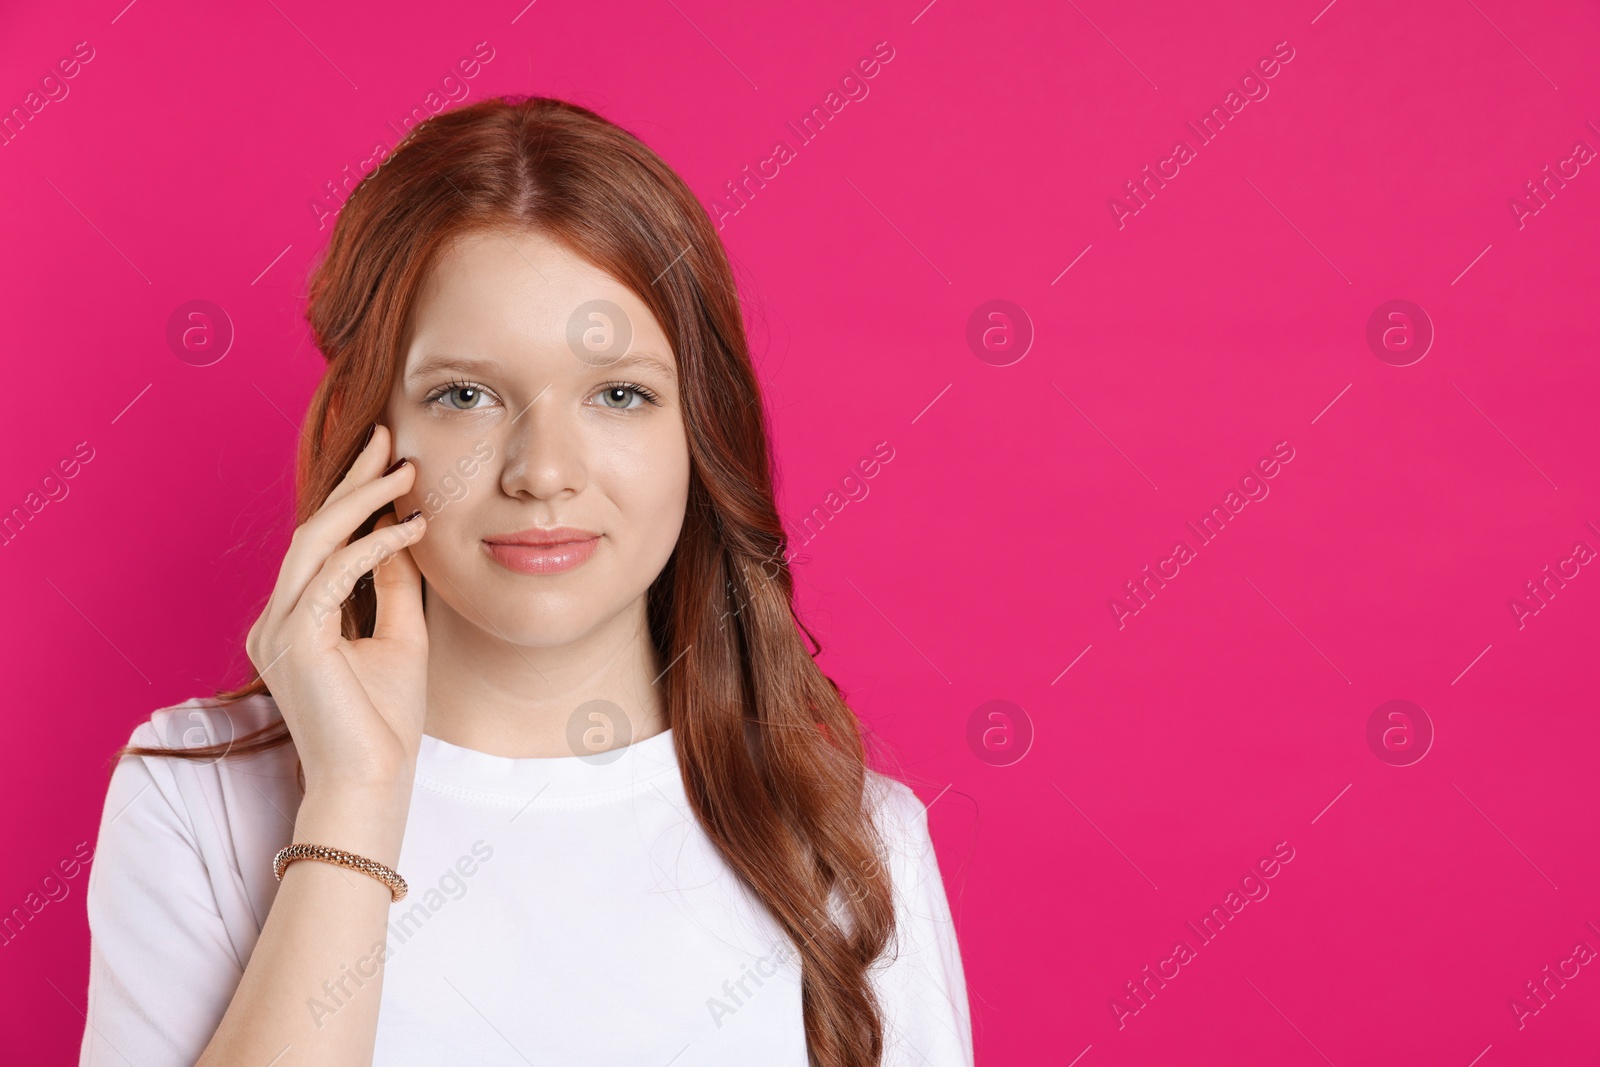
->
left=4, top=0, right=1598, bottom=1063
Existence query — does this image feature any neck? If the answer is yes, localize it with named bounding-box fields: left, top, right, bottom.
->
left=419, top=585, right=668, bottom=758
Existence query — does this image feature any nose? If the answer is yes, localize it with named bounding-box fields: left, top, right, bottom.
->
left=497, top=385, right=587, bottom=501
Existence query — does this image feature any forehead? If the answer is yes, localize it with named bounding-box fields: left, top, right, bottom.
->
left=400, top=228, right=673, bottom=375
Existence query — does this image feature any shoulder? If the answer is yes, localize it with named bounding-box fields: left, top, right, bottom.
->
left=101, top=692, right=301, bottom=918
left=861, top=769, right=942, bottom=895
left=107, top=690, right=298, bottom=845
left=125, top=691, right=286, bottom=754
left=112, top=689, right=299, bottom=842
left=863, top=769, right=934, bottom=847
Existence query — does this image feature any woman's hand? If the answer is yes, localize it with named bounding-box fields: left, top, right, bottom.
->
left=245, top=423, right=430, bottom=796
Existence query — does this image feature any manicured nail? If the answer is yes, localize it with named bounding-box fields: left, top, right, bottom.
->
left=361, top=423, right=376, bottom=450
left=400, top=509, right=423, bottom=523
left=382, top=457, right=410, bottom=477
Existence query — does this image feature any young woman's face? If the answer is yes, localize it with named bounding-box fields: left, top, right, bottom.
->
left=383, top=227, right=690, bottom=647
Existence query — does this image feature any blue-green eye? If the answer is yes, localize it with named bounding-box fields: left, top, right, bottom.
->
left=594, top=382, right=662, bottom=410
left=425, top=379, right=497, bottom=410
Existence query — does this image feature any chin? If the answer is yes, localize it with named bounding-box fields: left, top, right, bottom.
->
left=480, top=587, right=626, bottom=645
left=477, top=609, right=603, bottom=648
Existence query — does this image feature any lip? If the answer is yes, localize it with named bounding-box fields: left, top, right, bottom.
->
left=484, top=526, right=601, bottom=547
left=483, top=527, right=601, bottom=576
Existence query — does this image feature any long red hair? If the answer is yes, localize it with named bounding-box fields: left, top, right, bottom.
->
left=115, top=95, right=898, bottom=1065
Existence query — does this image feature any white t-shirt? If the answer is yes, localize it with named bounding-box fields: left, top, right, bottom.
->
left=78, top=693, right=973, bottom=1066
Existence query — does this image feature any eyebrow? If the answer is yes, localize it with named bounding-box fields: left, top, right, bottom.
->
left=404, top=351, right=678, bottom=385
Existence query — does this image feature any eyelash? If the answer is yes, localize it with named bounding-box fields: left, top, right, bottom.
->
left=423, top=378, right=663, bottom=412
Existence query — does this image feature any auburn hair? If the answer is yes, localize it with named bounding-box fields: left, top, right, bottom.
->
left=114, top=94, right=898, bottom=1065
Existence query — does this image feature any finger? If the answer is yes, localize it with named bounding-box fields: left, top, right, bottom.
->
left=322, top=422, right=395, bottom=511
left=291, top=507, right=427, bottom=642
left=322, top=425, right=397, bottom=553
left=369, top=511, right=427, bottom=643
left=246, top=425, right=395, bottom=674
left=264, top=460, right=419, bottom=633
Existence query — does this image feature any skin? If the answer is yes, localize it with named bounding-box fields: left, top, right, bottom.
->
left=196, top=230, right=690, bottom=1063
left=386, top=226, right=691, bottom=757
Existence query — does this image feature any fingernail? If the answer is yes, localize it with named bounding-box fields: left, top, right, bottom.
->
left=361, top=423, right=376, bottom=450
left=400, top=509, right=423, bottom=523
left=382, top=457, right=410, bottom=477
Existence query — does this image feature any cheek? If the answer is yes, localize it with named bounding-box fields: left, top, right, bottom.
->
left=602, top=431, right=691, bottom=550
left=402, top=430, right=498, bottom=510
left=404, top=526, right=456, bottom=581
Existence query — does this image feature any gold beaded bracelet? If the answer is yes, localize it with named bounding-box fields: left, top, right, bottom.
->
left=273, top=843, right=408, bottom=902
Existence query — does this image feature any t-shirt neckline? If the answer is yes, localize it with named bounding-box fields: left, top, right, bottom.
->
left=413, top=725, right=679, bottom=805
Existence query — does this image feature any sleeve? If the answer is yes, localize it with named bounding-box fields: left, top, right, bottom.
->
left=79, top=720, right=247, bottom=1067
left=867, top=776, right=975, bottom=1067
